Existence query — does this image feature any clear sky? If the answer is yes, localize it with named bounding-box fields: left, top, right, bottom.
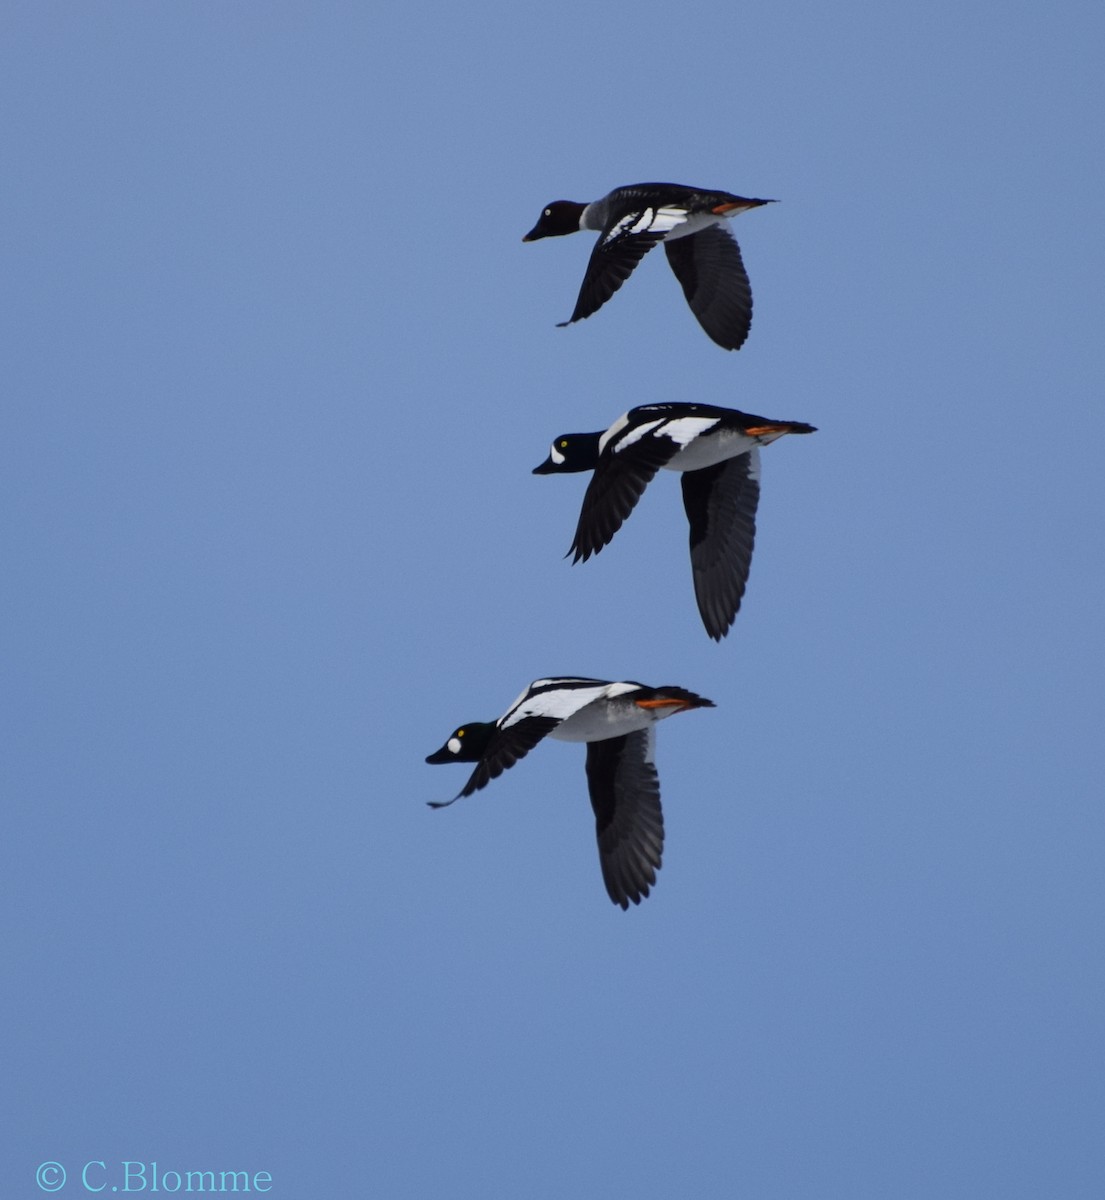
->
left=3, top=3, right=1103, bottom=1197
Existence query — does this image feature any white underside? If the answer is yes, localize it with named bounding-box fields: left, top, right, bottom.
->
left=662, top=209, right=726, bottom=240
left=550, top=701, right=666, bottom=743
left=664, top=432, right=764, bottom=473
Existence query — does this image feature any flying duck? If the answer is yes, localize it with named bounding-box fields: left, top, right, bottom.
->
left=534, top=402, right=816, bottom=640
left=426, top=676, right=714, bottom=908
left=523, top=182, right=774, bottom=350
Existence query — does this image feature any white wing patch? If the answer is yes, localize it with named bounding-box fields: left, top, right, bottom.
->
left=598, top=411, right=631, bottom=456
left=601, top=414, right=720, bottom=458
left=658, top=416, right=721, bottom=448
left=663, top=209, right=727, bottom=241
left=501, top=680, right=610, bottom=729
left=604, top=418, right=665, bottom=456
left=605, top=205, right=690, bottom=243
left=651, top=205, right=692, bottom=233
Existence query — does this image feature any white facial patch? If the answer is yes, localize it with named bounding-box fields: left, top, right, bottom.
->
left=550, top=443, right=565, bottom=465
left=447, top=737, right=462, bottom=755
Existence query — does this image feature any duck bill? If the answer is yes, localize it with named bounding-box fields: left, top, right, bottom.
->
left=532, top=456, right=556, bottom=474
left=522, top=224, right=546, bottom=242
left=425, top=744, right=454, bottom=764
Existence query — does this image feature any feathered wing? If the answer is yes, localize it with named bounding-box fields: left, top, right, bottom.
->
left=585, top=729, right=664, bottom=909
left=457, top=716, right=562, bottom=798
left=569, top=426, right=683, bottom=562
left=664, top=224, right=753, bottom=351
left=560, top=212, right=669, bottom=326
left=680, top=448, right=761, bottom=640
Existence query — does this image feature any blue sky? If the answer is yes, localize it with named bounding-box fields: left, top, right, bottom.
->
left=3, top=3, right=1103, bottom=1197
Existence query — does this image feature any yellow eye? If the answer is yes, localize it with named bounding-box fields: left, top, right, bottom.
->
left=560, top=439, right=568, bottom=448
left=456, top=728, right=465, bottom=738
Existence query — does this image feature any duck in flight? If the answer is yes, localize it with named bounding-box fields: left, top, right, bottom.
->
left=426, top=676, right=714, bottom=909
left=534, top=402, right=816, bottom=640
left=523, top=182, right=774, bottom=350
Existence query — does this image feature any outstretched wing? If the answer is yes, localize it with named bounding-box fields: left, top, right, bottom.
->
left=680, top=448, right=761, bottom=640
left=585, top=729, right=664, bottom=910
left=560, top=207, right=689, bottom=327
left=455, top=716, right=562, bottom=799
left=568, top=409, right=724, bottom=562
left=664, top=224, right=753, bottom=351
left=568, top=423, right=680, bottom=562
